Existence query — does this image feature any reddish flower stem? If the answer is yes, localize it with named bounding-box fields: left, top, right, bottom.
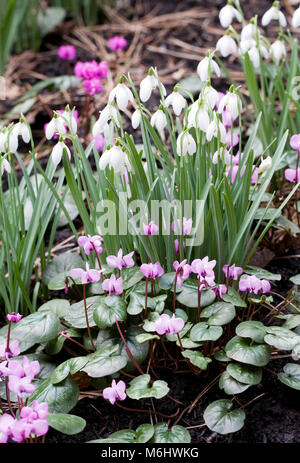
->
left=83, top=284, right=96, bottom=351
left=115, top=318, right=144, bottom=375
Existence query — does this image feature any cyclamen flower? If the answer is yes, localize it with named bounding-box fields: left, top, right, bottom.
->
left=285, top=168, right=300, bottom=183
left=172, top=217, right=193, bottom=236
left=223, top=264, right=243, bottom=280
left=292, top=7, right=300, bottom=28
left=225, top=132, right=239, bottom=149
left=109, top=82, right=134, bottom=111
left=0, top=414, right=15, bottom=443
left=70, top=263, right=101, bottom=284
left=191, top=257, right=216, bottom=287
left=197, top=56, right=221, bottom=82
left=108, top=36, right=127, bottom=51
left=143, top=220, right=159, bottom=236
left=106, top=249, right=134, bottom=270
left=140, top=262, right=164, bottom=280
left=93, top=133, right=105, bottom=151
left=78, top=235, right=103, bottom=255
left=103, top=379, right=126, bottom=405
left=58, top=45, right=76, bottom=60
left=74, top=60, right=108, bottom=79
left=155, top=314, right=185, bottom=336
left=83, top=78, right=103, bottom=96
left=0, top=340, right=20, bottom=360
left=51, top=140, right=71, bottom=165
left=213, top=284, right=228, bottom=299
left=219, top=3, right=242, bottom=28
left=173, top=259, right=191, bottom=288
left=239, top=275, right=271, bottom=294
left=216, top=35, right=237, bottom=58
left=139, top=73, right=166, bottom=102
left=176, top=132, right=196, bottom=156
left=99, top=145, right=131, bottom=175
left=7, top=312, right=22, bottom=323
left=165, top=90, right=186, bottom=116
left=262, top=3, right=287, bottom=27
left=102, top=274, right=123, bottom=295
left=174, top=239, right=185, bottom=254
left=290, top=134, right=300, bottom=151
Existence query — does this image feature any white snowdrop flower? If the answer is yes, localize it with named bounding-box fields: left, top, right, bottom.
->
left=150, top=108, right=167, bottom=132
left=292, top=7, right=300, bottom=28
left=219, top=3, right=242, bottom=28
left=165, top=89, right=186, bottom=116
left=212, top=146, right=232, bottom=165
left=248, top=46, right=260, bottom=68
left=131, top=109, right=141, bottom=130
left=99, top=145, right=131, bottom=175
left=109, top=81, right=134, bottom=112
left=270, top=40, right=286, bottom=63
left=46, top=113, right=66, bottom=140
left=258, top=156, right=272, bottom=173
left=93, top=104, right=120, bottom=138
left=216, top=35, right=237, bottom=58
left=11, top=121, right=31, bottom=144
left=187, top=102, right=210, bottom=131
left=139, top=72, right=166, bottom=103
left=176, top=131, right=196, bottom=156
left=51, top=140, right=71, bottom=165
left=61, top=107, right=77, bottom=134
left=262, top=3, right=287, bottom=27
left=241, top=23, right=258, bottom=41
left=218, top=91, right=242, bottom=120
left=1, top=158, right=11, bottom=175
left=197, top=55, right=221, bottom=82
left=5, top=129, right=18, bottom=154
left=0, top=130, right=7, bottom=153
left=206, top=114, right=227, bottom=144
left=202, top=85, right=219, bottom=110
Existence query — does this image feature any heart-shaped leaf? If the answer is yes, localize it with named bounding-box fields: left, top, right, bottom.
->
left=47, top=414, right=86, bottom=435
left=227, top=363, right=262, bottom=385
left=176, top=282, right=216, bottom=308
left=43, top=252, right=85, bottom=287
left=236, top=321, right=267, bottom=344
left=219, top=372, right=251, bottom=395
left=290, top=274, right=300, bottom=285
left=64, top=296, right=101, bottom=328
left=122, top=267, right=144, bottom=290
left=51, top=357, right=89, bottom=384
left=222, top=287, right=247, bottom=308
left=38, top=299, right=70, bottom=318
left=264, top=327, right=300, bottom=350
left=158, top=272, right=176, bottom=290
left=225, top=336, right=271, bottom=366
left=204, top=399, right=245, bottom=434
left=278, top=363, right=300, bottom=390
left=93, top=295, right=127, bottom=328
left=245, top=266, right=281, bottom=281
left=126, top=374, right=169, bottom=400
left=151, top=423, right=191, bottom=443
left=98, top=423, right=154, bottom=443
left=136, top=333, right=160, bottom=344
left=28, top=377, right=79, bottom=414
left=282, top=315, right=300, bottom=330
left=201, top=302, right=236, bottom=326
left=190, top=322, right=223, bottom=342
left=182, top=350, right=212, bottom=370
left=81, top=345, right=127, bottom=378
left=214, top=349, right=231, bottom=362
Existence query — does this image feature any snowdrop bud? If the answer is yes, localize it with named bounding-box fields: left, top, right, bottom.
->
left=165, top=88, right=187, bottom=116
left=109, top=80, right=134, bottom=112
left=46, top=114, right=65, bottom=140
left=61, top=107, right=77, bottom=134
left=176, top=131, right=196, bottom=156
left=218, top=90, right=242, bottom=120
left=262, top=2, right=287, bottom=27
left=270, top=39, right=286, bottom=63
left=248, top=46, right=260, bottom=68
left=241, top=22, right=258, bottom=41
left=11, top=121, right=31, bottom=144
left=202, top=84, right=219, bottom=110
left=187, top=103, right=210, bottom=131
left=197, top=55, right=221, bottom=82
left=151, top=108, right=167, bottom=132
left=219, top=3, right=242, bottom=28
left=258, top=156, right=272, bottom=173
left=206, top=115, right=227, bottom=143
left=139, top=70, right=166, bottom=103
left=1, top=158, right=11, bottom=175
left=216, top=34, right=237, bottom=58
left=51, top=140, right=71, bottom=165
left=292, top=7, right=300, bottom=28
left=131, top=109, right=141, bottom=129
left=212, top=146, right=232, bottom=165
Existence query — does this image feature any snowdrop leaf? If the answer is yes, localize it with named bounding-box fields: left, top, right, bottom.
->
left=127, top=374, right=169, bottom=400
left=151, top=423, right=191, bottom=443
left=225, top=336, right=271, bottom=366
left=204, top=399, right=245, bottom=435
left=190, top=322, right=223, bottom=342
left=81, top=345, right=127, bottom=378
left=122, top=267, right=144, bottom=290
left=28, top=377, right=79, bottom=414
left=38, top=299, right=70, bottom=318
left=222, top=287, right=247, bottom=308
left=264, top=326, right=300, bottom=350
left=201, top=301, right=236, bottom=326
left=227, top=363, right=262, bottom=385
left=278, top=363, right=300, bottom=390
left=43, top=252, right=85, bottom=286
left=93, top=295, right=127, bottom=328
left=47, top=413, right=86, bottom=435
left=65, top=296, right=101, bottom=328
left=177, top=281, right=216, bottom=308
left=245, top=266, right=281, bottom=281
left=219, top=372, right=251, bottom=395
left=182, top=350, right=212, bottom=370
left=136, top=333, right=160, bottom=344
left=236, top=321, right=267, bottom=344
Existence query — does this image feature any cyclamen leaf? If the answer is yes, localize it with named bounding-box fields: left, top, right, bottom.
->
left=126, top=374, right=169, bottom=400
left=182, top=350, right=212, bottom=370
left=219, top=371, right=251, bottom=395
left=151, top=423, right=191, bottom=443
left=225, top=336, right=271, bottom=366
left=28, top=377, right=79, bottom=414
left=204, top=399, right=245, bottom=435
left=278, top=363, right=300, bottom=390
left=47, top=414, right=86, bottom=435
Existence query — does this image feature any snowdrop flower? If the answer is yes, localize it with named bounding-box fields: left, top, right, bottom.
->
left=216, top=34, right=237, bottom=58
left=103, top=380, right=126, bottom=405
left=248, top=46, right=260, bottom=68
left=99, top=145, right=131, bottom=175
left=11, top=120, right=31, bottom=145
left=45, top=113, right=65, bottom=140
left=262, top=2, right=287, bottom=27
left=131, top=109, right=141, bottom=129
left=292, top=7, right=300, bottom=28
left=206, top=115, right=227, bottom=144
left=202, top=84, right=219, bottom=110
left=218, top=90, right=242, bottom=120
left=102, top=274, right=123, bottom=295
left=165, top=88, right=187, bottom=116
left=197, top=54, right=221, bottom=82
left=106, top=248, right=134, bottom=270
left=258, top=156, right=272, bottom=173
left=0, top=129, right=18, bottom=154
left=270, top=40, right=286, bottom=63
left=0, top=158, right=11, bottom=175
left=219, top=2, right=242, bottom=28
left=155, top=313, right=185, bottom=336
left=139, top=70, right=166, bottom=102
left=109, top=78, right=134, bottom=112
left=93, top=104, right=120, bottom=139
left=176, top=131, right=196, bottom=156
left=61, top=106, right=77, bottom=134
left=51, top=138, right=71, bottom=165
left=212, top=146, right=232, bottom=165
left=239, top=38, right=256, bottom=54
left=187, top=102, right=210, bottom=131
left=151, top=108, right=167, bottom=133
left=241, top=22, right=258, bottom=41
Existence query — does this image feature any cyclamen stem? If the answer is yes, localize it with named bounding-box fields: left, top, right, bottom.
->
left=115, top=318, right=144, bottom=375
left=91, top=243, right=104, bottom=283
left=144, top=278, right=148, bottom=318
left=60, top=331, right=91, bottom=353
left=83, top=284, right=96, bottom=352
left=173, top=270, right=179, bottom=313
left=197, top=276, right=202, bottom=321
left=5, top=319, right=12, bottom=355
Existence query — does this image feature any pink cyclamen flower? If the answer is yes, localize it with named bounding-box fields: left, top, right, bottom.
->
left=222, top=264, right=243, bottom=280
left=93, top=133, right=105, bottom=151
left=74, top=60, right=108, bottom=79
left=108, top=36, right=127, bottom=51
left=83, top=78, right=103, bottom=96
left=213, top=284, right=228, bottom=299
left=7, top=312, right=22, bottom=323
left=0, top=340, right=20, bottom=360
left=290, top=134, right=300, bottom=151
left=191, top=257, right=216, bottom=287
left=140, top=262, right=164, bottom=280
left=106, top=249, right=134, bottom=271
left=225, top=131, right=239, bottom=148
left=70, top=263, right=101, bottom=284
left=239, top=275, right=271, bottom=294
left=0, top=413, right=15, bottom=443
left=102, top=274, right=123, bottom=296
left=155, top=313, right=185, bottom=335
left=285, top=168, right=300, bottom=182
left=174, top=238, right=186, bottom=254
left=143, top=220, right=159, bottom=236
left=103, top=379, right=126, bottom=405
left=172, top=217, right=192, bottom=236
left=78, top=235, right=103, bottom=255
left=173, top=259, right=191, bottom=288
left=57, top=45, right=76, bottom=61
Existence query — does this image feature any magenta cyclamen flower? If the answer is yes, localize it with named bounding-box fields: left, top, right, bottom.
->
left=106, top=249, right=134, bottom=271
left=143, top=220, right=159, bottom=236
left=0, top=356, right=40, bottom=398
left=239, top=275, right=271, bottom=295
left=0, top=414, right=15, bottom=443
left=290, top=134, right=300, bottom=151
left=70, top=263, right=101, bottom=284
left=172, top=217, right=193, bottom=236
left=174, top=238, right=186, bottom=254
left=78, top=235, right=103, bottom=255
left=222, top=264, right=243, bottom=280
left=83, top=78, right=103, bottom=96
left=155, top=314, right=185, bottom=335
left=74, top=60, right=108, bottom=79
left=57, top=45, right=76, bottom=61
left=191, top=257, right=216, bottom=287
left=173, top=259, right=191, bottom=288
left=7, top=312, right=22, bottom=323
left=93, top=133, right=105, bottom=151
left=0, top=340, right=20, bottom=360
left=103, top=379, right=126, bottom=405
left=140, top=262, right=164, bottom=280
left=102, top=274, right=123, bottom=296
left=213, top=284, right=227, bottom=299
left=108, top=36, right=127, bottom=51
left=285, top=168, right=300, bottom=183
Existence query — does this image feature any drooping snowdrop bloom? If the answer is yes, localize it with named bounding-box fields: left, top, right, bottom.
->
left=219, top=2, right=242, bottom=28
left=109, top=79, right=134, bottom=111
left=258, top=156, right=272, bottom=174
left=292, top=7, right=300, bottom=28
left=106, top=248, right=134, bottom=270
left=241, top=22, right=258, bottom=42
left=131, top=109, right=141, bottom=129
left=202, top=84, right=219, bottom=110
left=222, top=264, right=243, bottom=280
left=11, top=120, right=31, bottom=145
left=176, top=131, right=196, bottom=156
left=78, top=235, right=103, bottom=255
left=197, top=55, right=221, bottom=82
left=103, top=379, right=126, bottom=405
left=212, top=146, right=232, bottom=165
left=140, top=262, right=164, bottom=280
left=173, top=259, right=191, bottom=288
left=99, top=145, right=131, bottom=175
left=165, top=88, right=187, bottom=116
left=187, top=102, right=210, bottom=131
left=45, top=113, right=66, bottom=140
left=108, top=36, right=127, bottom=51
left=239, top=38, right=256, bottom=55
left=154, top=313, right=185, bottom=336
left=218, top=90, right=242, bottom=120
left=139, top=71, right=166, bottom=102
left=102, top=274, right=123, bottom=296
left=206, top=114, right=227, bottom=144
left=216, top=34, right=237, bottom=58
left=0, top=158, right=11, bottom=175
left=61, top=106, right=78, bottom=134
left=143, top=220, right=159, bottom=236
left=57, top=45, right=76, bottom=60
left=51, top=139, right=71, bottom=165
left=70, top=263, right=101, bottom=284
left=239, top=275, right=271, bottom=294
left=248, top=46, right=260, bottom=68
left=151, top=108, right=167, bottom=133
left=93, top=104, right=120, bottom=138
left=0, top=129, right=18, bottom=154
left=262, top=2, right=287, bottom=27
left=270, top=39, right=286, bottom=63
